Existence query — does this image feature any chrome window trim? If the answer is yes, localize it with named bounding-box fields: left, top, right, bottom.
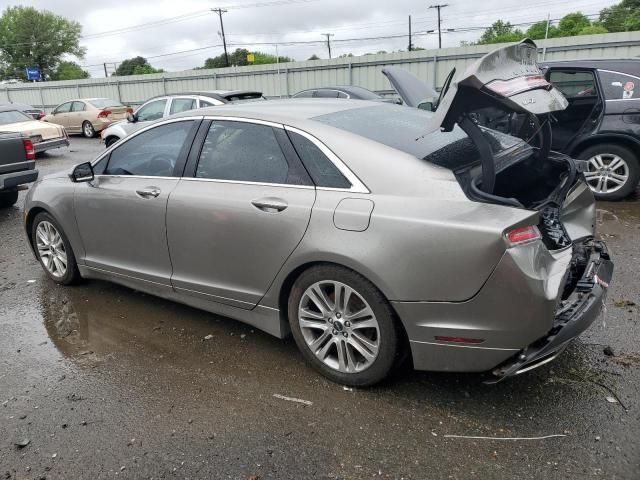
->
left=180, top=176, right=315, bottom=190
left=91, top=116, right=204, bottom=167
left=284, top=125, right=370, bottom=194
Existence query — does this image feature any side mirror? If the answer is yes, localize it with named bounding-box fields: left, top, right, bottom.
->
left=127, top=112, right=137, bottom=123
left=70, top=162, right=94, bottom=183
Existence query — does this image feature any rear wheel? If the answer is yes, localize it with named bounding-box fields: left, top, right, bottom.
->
left=578, top=144, right=639, bottom=201
left=288, top=265, right=399, bottom=386
left=31, top=212, right=81, bottom=285
left=82, top=121, right=96, bottom=138
left=0, top=190, right=19, bottom=208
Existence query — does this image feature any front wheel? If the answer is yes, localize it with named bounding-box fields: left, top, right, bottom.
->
left=31, top=212, right=81, bottom=285
left=105, top=136, right=119, bottom=148
left=82, top=121, right=96, bottom=138
left=578, top=144, right=639, bottom=201
left=288, top=265, right=399, bottom=386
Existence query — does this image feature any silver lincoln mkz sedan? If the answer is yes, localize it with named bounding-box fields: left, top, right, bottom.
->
left=25, top=41, right=613, bottom=386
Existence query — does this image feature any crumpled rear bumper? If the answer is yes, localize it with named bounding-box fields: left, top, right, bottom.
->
left=487, top=240, right=613, bottom=382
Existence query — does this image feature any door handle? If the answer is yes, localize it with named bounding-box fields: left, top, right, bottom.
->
left=251, top=197, right=288, bottom=213
left=136, top=187, right=161, bottom=199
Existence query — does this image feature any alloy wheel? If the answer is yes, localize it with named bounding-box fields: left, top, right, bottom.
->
left=84, top=122, right=95, bottom=137
left=35, top=221, right=68, bottom=278
left=298, top=281, right=380, bottom=373
left=584, top=153, right=629, bottom=195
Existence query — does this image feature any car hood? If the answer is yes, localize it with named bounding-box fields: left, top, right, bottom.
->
left=0, top=120, right=65, bottom=140
left=421, top=39, right=568, bottom=134
left=382, top=66, right=438, bottom=110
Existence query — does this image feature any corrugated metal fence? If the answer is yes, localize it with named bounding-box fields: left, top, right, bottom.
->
left=2, top=32, right=639, bottom=112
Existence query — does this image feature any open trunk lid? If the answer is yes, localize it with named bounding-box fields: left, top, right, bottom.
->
left=426, top=39, right=568, bottom=134
left=382, top=67, right=438, bottom=111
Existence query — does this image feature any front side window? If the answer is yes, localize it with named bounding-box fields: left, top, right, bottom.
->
left=598, top=70, right=640, bottom=100
left=549, top=70, right=597, bottom=98
left=195, top=121, right=292, bottom=184
left=287, top=131, right=351, bottom=188
left=54, top=102, right=72, bottom=114
left=104, top=121, right=193, bottom=177
left=136, top=99, right=167, bottom=122
left=314, top=89, right=339, bottom=98
left=170, top=98, right=197, bottom=115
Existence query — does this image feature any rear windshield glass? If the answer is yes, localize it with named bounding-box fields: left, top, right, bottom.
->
left=313, top=104, right=521, bottom=170
left=225, top=93, right=265, bottom=103
left=0, top=110, right=31, bottom=125
left=88, top=98, right=123, bottom=109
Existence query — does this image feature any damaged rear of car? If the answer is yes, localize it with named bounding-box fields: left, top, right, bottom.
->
left=359, top=40, right=613, bottom=381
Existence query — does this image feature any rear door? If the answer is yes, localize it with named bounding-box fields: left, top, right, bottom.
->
left=597, top=69, right=640, bottom=125
left=68, top=101, right=87, bottom=133
left=166, top=118, right=315, bottom=309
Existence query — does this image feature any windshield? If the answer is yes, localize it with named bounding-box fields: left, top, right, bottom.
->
left=88, top=98, right=123, bottom=109
left=0, top=110, right=32, bottom=125
left=346, top=86, right=381, bottom=100
left=313, top=104, right=524, bottom=170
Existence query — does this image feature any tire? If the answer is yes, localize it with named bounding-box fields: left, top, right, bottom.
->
left=31, top=212, right=81, bottom=285
left=105, top=136, right=119, bottom=148
left=288, top=265, right=399, bottom=387
left=82, top=121, right=96, bottom=138
left=0, top=190, right=19, bottom=208
left=577, top=143, right=640, bottom=201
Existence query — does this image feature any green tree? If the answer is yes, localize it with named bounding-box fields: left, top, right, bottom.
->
left=204, top=48, right=291, bottom=68
left=0, top=6, right=85, bottom=80
left=307, top=54, right=320, bottom=60
left=114, top=56, right=163, bottom=76
left=578, top=25, right=609, bottom=35
left=525, top=21, right=560, bottom=40
left=251, top=51, right=293, bottom=64
left=476, top=21, right=524, bottom=44
left=600, top=0, right=640, bottom=32
left=557, top=12, right=592, bottom=36
left=51, top=61, right=89, bottom=80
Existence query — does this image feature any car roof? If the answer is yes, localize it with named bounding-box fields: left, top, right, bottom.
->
left=172, top=98, right=383, bottom=125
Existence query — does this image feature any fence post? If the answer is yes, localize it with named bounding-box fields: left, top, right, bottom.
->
left=76, top=83, right=80, bottom=98
left=38, top=87, right=45, bottom=111
left=5, top=88, right=11, bottom=102
left=432, top=55, right=438, bottom=89
left=348, top=63, right=352, bottom=86
left=285, top=68, right=289, bottom=97
left=116, top=80, right=122, bottom=103
left=162, top=75, right=167, bottom=95
left=214, top=73, right=218, bottom=89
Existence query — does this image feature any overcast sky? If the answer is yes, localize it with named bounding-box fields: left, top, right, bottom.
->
left=0, top=0, right=621, bottom=77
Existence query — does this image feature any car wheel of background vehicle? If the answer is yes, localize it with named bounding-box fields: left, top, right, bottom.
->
left=288, top=264, right=399, bottom=387
left=82, top=121, right=96, bottom=138
left=0, top=190, right=19, bottom=208
left=105, top=136, right=119, bottom=148
left=31, top=212, right=81, bottom=285
left=578, top=144, right=639, bottom=201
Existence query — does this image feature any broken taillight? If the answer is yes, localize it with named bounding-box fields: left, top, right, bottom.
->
left=486, top=75, right=550, bottom=97
left=505, top=225, right=541, bottom=246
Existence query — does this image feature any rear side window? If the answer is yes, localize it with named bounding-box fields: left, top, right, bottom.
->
left=549, top=70, right=596, bottom=98
left=105, top=121, right=193, bottom=177
left=71, top=101, right=86, bottom=112
left=196, top=121, right=293, bottom=184
left=170, top=98, right=197, bottom=114
left=315, top=90, right=339, bottom=98
left=598, top=70, right=640, bottom=100
left=287, top=131, right=351, bottom=189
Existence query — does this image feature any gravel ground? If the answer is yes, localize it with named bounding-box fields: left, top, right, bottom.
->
left=1, top=137, right=638, bottom=479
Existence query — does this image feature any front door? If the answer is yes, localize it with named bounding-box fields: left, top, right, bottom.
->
left=167, top=119, right=316, bottom=308
left=75, top=119, right=197, bottom=285
left=51, top=101, right=72, bottom=129
left=68, top=101, right=87, bottom=133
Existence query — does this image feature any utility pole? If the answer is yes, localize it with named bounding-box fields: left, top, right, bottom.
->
left=322, top=33, right=334, bottom=59
left=408, top=15, right=413, bottom=51
left=212, top=8, right=229, bottom=67
left=103, top=63, right=108, bottom=78
left=429, top=4, right=449, bottom=49
left=542, top=13, right=550, bottom=61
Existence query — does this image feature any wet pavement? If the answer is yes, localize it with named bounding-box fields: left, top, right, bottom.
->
left=1, top=138, right=639, bottom=479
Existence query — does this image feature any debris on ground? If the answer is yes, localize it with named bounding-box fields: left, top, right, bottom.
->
left=443, top=434, right=566, bottom=441
left=204, top=334, right=214, bottom=340
left=606, top=396, right=619, bottom=403
left=272, top=394, right=313, bottom=406
left=603, top=345, right=615, bottom=357
left=14, top=439, right=30, bottom=448
left=613, top=299, right=636, bottom=308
